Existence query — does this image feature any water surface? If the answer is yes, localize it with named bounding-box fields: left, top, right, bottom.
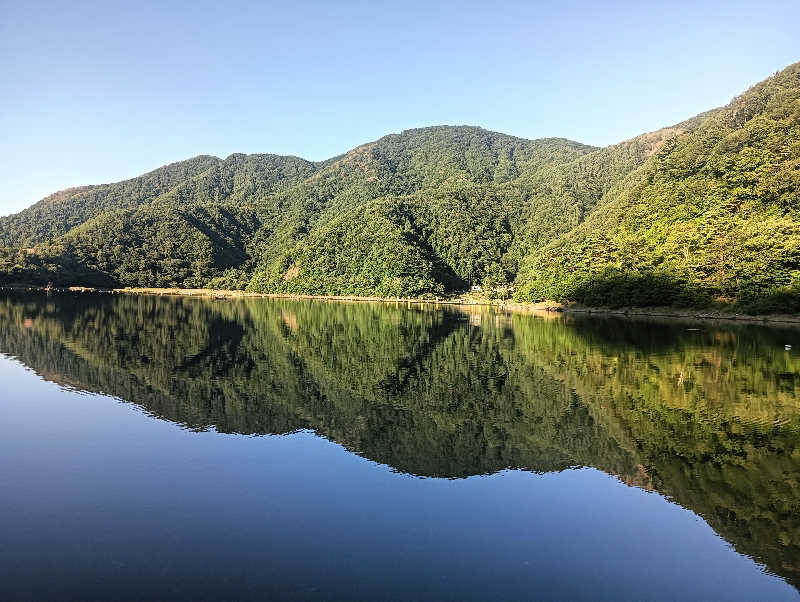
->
left=1, top=291, right=799, bottom=600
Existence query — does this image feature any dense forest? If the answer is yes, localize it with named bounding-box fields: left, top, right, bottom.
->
left=1, top=62, right=799, bottom=310
left=2, top=290, right=799, bottom=586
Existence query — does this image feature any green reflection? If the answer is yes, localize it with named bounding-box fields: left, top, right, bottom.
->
left=1, top=291, right=799, bottom=588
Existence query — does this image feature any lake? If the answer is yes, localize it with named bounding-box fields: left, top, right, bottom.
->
left=1, top=290, right=799, bottom=600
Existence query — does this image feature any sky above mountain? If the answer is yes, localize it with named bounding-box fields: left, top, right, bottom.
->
left=1, top=0, right=799, bottom=216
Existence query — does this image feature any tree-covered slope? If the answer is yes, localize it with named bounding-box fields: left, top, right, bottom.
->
left=0, top=155, right=222, bottom=246
left=1, top=126, right=602, bottom=292
left=515, top=62, right=800, bottom=310
left=2, top=62, right=799, bottom=308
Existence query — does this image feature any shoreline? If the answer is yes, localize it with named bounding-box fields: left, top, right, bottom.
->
left=4, top=285, right=800, bottom=326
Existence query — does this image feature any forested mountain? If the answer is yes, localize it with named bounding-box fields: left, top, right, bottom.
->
left=0, top=155, right=222, bottom=246
left=1, top=62, right=798, bottom=309
left=515, top=62, right=800, bottom=312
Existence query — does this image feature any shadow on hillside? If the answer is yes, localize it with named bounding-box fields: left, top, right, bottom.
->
left=568, top=271, right=710, bottom=308
left=0, top=248, right=118, bottom=288
left=569, top=270, right=800, bottom=315
left=737, top=291, right=800, bottom=315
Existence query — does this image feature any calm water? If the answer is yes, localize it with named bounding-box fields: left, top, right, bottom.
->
left=1, top=291, right=799, bottom=601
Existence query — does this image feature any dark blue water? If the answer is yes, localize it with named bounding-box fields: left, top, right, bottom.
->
left=0, top=292, right=798, bottom=600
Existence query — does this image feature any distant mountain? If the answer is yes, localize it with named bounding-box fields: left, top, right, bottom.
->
left=1, top=62, right=798, bottom=310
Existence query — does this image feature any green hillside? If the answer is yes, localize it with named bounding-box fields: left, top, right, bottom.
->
left=515, top=63, right=800, bottom=311
left=1, top=62, right=799, bottom=310
left=0, top=155, right=222, bottom=246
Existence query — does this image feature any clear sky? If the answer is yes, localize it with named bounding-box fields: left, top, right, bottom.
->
left=1, top=0, right=798, bottom=216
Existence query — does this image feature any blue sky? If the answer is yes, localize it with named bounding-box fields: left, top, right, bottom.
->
left=1, top=0, right=798, bottom=216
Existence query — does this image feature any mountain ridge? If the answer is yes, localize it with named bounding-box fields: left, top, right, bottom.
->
left=1, top=62, right=798, bottom=310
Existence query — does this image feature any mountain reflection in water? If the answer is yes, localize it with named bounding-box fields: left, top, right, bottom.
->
left=1, top=290, right=799, bottom=596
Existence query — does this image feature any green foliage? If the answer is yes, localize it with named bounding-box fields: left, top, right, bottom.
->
left=0, top=126, right=596, bottom=294
left=62, top=202, right=260, bottom=288
left=515, top=62, right=800, bottom=310
left=247, top=200, right=446, bottom=298
left=0, top=156, right=221, bottom=247
left=1, top=64, right=799, bottom=311
left=2, top=291, right=800, bottom=586
left=0, top=245, right=117, bottom=287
